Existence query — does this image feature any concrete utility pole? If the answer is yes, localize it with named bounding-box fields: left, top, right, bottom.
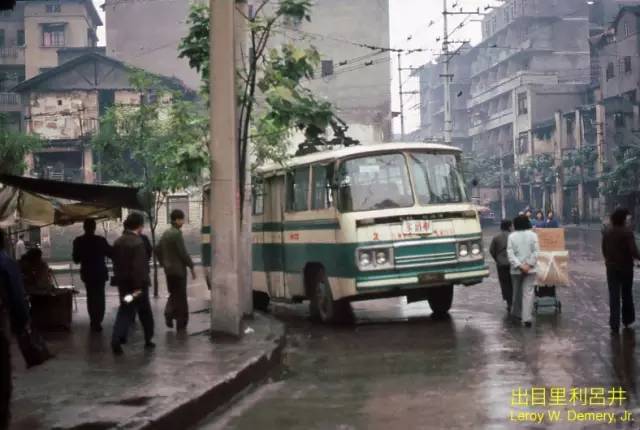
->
left=442, top=0, right=452, bottom=145
left=397, top=52, right=406, bottom=140
left=499, top=146, right=506, bottom=219
left=209, top=0, right=242, bottom=337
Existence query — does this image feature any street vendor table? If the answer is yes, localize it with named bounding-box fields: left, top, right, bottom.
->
left=30, top=288, right=74, bottom=331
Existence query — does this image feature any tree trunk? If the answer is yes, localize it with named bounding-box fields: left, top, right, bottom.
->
left=150, top=222, right=159, bottom=298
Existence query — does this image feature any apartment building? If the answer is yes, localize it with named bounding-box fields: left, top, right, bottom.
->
left=105, top=0, right=392, bottom=143
left=0, top=0, right=102, bottom=129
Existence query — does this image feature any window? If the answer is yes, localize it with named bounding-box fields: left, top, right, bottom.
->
left=17, top=30, right=24, bottom=46
left=311, top=164, right=333, bottom=210
left=624, top=56, right=632, bottom=73
left=286, top=166, right=310, bottom=212
left=624, top=22, right=630, bottom=37
left=615, top=112, right=625, bottom=128
left=606, top=62, right=615, bottom=80
left=42, top=24, right=65, bottom=47
left=0, top=30, right=4, bottom=48
left=517, top=92, right=528, bottom=115
left=166, top=196, right=189, bottom=223
left=517, top=132, right=529, bottom=155
left=46, top=3, right=61, bottom=13
left=337, top=154, right=414, bottom=212
left=321, top=60, right=334, bottom=78
left=252, top=180, right=264, bottom=215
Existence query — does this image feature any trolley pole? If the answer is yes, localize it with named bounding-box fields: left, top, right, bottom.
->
left=209, top=0, right=242, bottom=337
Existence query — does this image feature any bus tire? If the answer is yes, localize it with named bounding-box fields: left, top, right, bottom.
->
left=310, top=274, right=353, bottom=324
left=253, top=291, right=270, bottom=312
left=428, top=285, right=454, bottom=317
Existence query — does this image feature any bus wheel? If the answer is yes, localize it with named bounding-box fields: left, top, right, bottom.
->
left=310, top=275, right=353, bottom=324
left=253, top=291, right=270, bottom=312
left=428, top=285, right=454, bottom=318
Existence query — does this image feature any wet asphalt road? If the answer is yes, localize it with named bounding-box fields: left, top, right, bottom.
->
left=198, top=227, right=640, bottom=430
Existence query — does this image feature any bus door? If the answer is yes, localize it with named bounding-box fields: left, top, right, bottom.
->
left=264, top=175, right=286, bottom=298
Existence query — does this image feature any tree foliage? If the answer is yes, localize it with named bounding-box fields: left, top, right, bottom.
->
left=178, top=0, right=340, bottom=213
left=92, top=70, right=208, bottom=295
left=464, top=154, right=515, bottom=188
left=520, top=153, right=556, bottom=186
left=601, top=133, right=640, bottom=198
left=562, top=144, right=598, bottom=186
left=0, top=114, right=42, bottom=175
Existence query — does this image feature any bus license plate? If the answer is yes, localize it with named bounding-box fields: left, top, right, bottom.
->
left=419, top=273, right=444, bottom=284
left=402, top=220, right=432, bottom=235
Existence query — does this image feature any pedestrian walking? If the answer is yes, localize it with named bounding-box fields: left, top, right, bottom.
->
left=571, top=206, right=580, bottom=225
left=544, top=210, right=559, bottom=228
left=156, top=209, right=195, bottom=331
left=110, top=213, right=155, bottom=355
left=507, top=215, right=540, bottom=327
left=72, top=219, right=112, bottom=332
left=490, top=219, right=514, bottom=312
left=602, top=208, right=640, bottom=334
left=15, top=234, right=26, bottom=261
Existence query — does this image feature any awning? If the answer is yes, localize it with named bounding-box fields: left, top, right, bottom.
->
left=0, top=174, right=144, bottom=210
left=0, top=175, right=144, bottom=227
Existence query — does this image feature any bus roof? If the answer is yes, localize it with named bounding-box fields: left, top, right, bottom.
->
left=257, top=142, right=462, bottom=175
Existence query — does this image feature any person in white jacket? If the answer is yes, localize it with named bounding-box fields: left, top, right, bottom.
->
left=507, top=214, right=540, bottom=327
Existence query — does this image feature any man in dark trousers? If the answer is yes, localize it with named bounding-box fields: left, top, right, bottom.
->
left=72, top=219, right=112, bottom=332
left=156, top=209, right=195, bottom=331
left=111, top=213, right=155, bottom=355
left=490, top=219, right=514, bottom=313
left=602, top=208, right=640, bottom=334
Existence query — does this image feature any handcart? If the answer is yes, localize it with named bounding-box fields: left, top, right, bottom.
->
left=533, top=229, right=569, bottom=315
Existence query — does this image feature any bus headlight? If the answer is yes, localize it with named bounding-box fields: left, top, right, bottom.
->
left=376, top=250, right=389, bottom=265
left=359, top=251, right=372, bottom=267
left=357, top=247, right=394, bottom=271
left=458, top=244, right=469, bottom=258
left=471, top=243, right=482, bottom=256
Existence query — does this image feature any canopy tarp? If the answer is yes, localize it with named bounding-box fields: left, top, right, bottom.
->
left=0, top=175, right=142, bottom=227
left=0, top=174, right=143, bottom=211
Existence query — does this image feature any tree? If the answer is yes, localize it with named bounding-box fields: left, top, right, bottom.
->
left=520, top=153, right=556, bottom=211
left=0, top=114, right=42, bottom=175
left=179, top=0, right=339, bottom=212
left=601, top=133, right=640, bottom=208
left=92, top=71, right=208, bottom=296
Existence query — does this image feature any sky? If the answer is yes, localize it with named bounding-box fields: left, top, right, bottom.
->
left=92, top=0, right=485, bottom=134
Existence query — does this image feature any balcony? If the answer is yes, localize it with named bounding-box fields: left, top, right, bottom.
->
left=0, top=92, right=21, bottom=111
left=0, top=46, right=25, bottom=65
left=468, top=108, right=513, bottom=136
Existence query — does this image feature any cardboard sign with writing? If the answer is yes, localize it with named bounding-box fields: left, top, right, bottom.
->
left=535, top=228, right=566, bottom=251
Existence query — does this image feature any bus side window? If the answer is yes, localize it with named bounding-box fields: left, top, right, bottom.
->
left=286, top=166, right=310, bottom=212
left=252, top=178, right=265, bottom=215
left=311, top=163, right=333, bottom=210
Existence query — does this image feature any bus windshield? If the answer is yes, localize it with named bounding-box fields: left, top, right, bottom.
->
left=337, top=151, right=467, bottom=212
left=408, top=152, right=467, bottom=204
left=337, top=153, right=414, bottom=212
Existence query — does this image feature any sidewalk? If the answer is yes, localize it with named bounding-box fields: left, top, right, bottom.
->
left=9, top=295, right=285, bottom=429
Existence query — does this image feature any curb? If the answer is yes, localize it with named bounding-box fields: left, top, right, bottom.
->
left=128, top=314, right=286, bottom=430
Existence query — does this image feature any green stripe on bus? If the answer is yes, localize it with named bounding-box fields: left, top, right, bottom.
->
left=252, top=242, right=485, bottom=279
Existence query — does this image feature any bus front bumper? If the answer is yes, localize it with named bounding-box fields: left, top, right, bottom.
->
left=356, top=266, right=489, bottom=291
